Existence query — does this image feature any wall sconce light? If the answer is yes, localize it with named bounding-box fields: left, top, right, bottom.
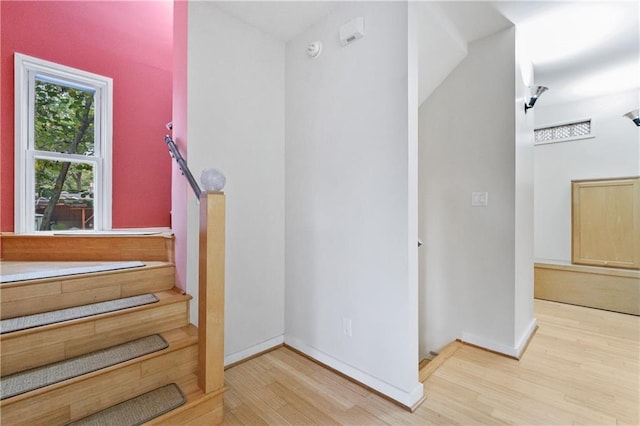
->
left=623, top=109, right=640, bottom=126
left=524, top=85, right=548, bottom=113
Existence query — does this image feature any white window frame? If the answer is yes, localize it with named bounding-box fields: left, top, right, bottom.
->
left=15, top=53, right=113, bottom=233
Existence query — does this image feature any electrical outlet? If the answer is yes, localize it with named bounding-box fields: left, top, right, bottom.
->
left=342, top=318, right=352, bottom=337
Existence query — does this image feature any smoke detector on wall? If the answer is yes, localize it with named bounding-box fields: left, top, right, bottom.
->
left=340, top=17, right=365, bottom=46
left=307, top=41, right=322, bottom=58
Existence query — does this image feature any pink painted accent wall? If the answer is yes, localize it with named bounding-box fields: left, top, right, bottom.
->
left=172, top=0, right=188, bottom=290
left=0, top=1, right=173, bottom=232
left=0, top=0, right=4, bottom=250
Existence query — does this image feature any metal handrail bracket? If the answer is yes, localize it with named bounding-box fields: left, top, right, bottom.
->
left=164, top=134, right=202, bottom=200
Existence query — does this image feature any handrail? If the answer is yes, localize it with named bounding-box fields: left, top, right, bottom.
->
left=164, top=133, right=202, bottom=199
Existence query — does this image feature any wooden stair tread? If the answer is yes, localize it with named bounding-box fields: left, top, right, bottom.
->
left=0, top=227, right=226, bottom=425
left=64, top=374, right=224, bottom=426
left=1, top=347, right=199, bottom=425
left=147, top=373, right=226, bottom=425
left=0, top=262, right=177, bottom=320
left=1, top=293, right=160, bottom=334
left=0, top=261, right=174, bottom=288
left=1, top=334, right=170, bottom=400
left=67, top=383, right=186, bottom=426
left=1, top=290, right=190, bottom=340
left=0, top=324, right=198, bottom=406
left=1, top=290, right=191, bottom=375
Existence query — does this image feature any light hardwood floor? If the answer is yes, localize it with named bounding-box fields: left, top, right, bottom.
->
left=222, top=300, right=639, bottom=425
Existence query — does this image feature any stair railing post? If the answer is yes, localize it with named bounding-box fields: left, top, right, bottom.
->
left=198, top=191, right=225, bottom=393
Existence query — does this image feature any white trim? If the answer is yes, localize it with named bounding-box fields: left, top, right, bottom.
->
left=14, top=54, right=29, bottom=234
left=224, top=335, right=284, bottom=366
left=514, top=318, right=538, bottom=359
left=534, top=134, right=595, bottom=146
left=461, top=332, right=519, bottom=357
left=14, top=53, right=112, bottom=233
left=284, top=335, right=424, bottom=408
left=461, top=317, right=537, bottom=359
left=99, top=70, right=113, bottom=231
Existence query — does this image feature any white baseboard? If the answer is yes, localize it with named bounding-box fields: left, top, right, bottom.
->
left=461, top=318, right=537, bottom=359
left=514, top=318, right=538, bottom=358
left=224, top=335, right=284, bottom=366
left=284, top=336, right=424, bottom=408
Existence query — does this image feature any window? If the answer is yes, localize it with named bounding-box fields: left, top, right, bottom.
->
left=15, top=53, right=112, bottom=233
left=534, top=119, right=593, bottom=145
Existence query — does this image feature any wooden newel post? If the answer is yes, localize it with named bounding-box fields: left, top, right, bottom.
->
left=198, top=191, right=225, bottom=393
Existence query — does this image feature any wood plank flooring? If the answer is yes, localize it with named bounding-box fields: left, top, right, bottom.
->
left=222, top=300, right=639, bottom=425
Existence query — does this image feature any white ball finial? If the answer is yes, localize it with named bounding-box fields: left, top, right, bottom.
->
left=200, top=168, right=226, bottom=192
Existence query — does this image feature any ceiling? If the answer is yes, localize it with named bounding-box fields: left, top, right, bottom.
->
left=492, top=1, right=640, bottom=105
left=212, top=1, right=640, bottom=107
left=214, top=1, right=338, bottom=42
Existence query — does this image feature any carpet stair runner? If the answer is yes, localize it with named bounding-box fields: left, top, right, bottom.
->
left=67, top=383, right=186, bottom=426
left=0, top=259, right=201, bottom=425
left=1, top=290, right=191, bottom=377
left=1, top=334, right=169, bottom=399
left=0, top=293, right=159, bottom=334
left=0, top=322, right=198, bottom=425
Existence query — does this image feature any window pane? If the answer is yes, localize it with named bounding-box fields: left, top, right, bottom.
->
left=35, top=158, right=94, bottom=231
left=34, top=78, right=95, bottom=156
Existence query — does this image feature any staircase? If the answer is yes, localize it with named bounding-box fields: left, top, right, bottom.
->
left=0, top=232, right=225, bottom=425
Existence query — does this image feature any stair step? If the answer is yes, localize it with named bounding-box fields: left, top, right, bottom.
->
left=68, top=383, right=186, bottom=426
left=1, top=233, right=174, bottom=262
left=1, top=334, right=168, bottom=400
left=147, top=374, right=225, bottom=425
left=1, top=290, right=190, bottom=376
left=0, top=325, right=198, bottom=426
left=0, top=261, right=175, bottom=319
left=0, top=261, right=145, bottom=283
left=1, top=293, right=159, bottom=334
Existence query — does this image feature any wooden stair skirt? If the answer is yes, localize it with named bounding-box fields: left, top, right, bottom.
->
left=0, top=215, right=227, bottom=425
left=534, top=262, right=640, bottom=315
left=419, top=341, right=463, bottom=383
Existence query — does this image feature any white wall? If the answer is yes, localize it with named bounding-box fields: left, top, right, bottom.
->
left=419, top=26, right=535, bottom=358
left=284, top=2, right=422, bottom=407
left=187, top=3, right=286, bottom=364
left=514, top=29, right=536, bottom=347
left=534, top=89, right=640, bottom=263
left=413, top=1, right=467, bottom=106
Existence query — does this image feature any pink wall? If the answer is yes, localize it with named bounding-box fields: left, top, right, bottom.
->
left=0, top=0, right=4, bottom=245
left=1, top=1, right=173, bottom=232
left=172, top=0, right=188, bottom=290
